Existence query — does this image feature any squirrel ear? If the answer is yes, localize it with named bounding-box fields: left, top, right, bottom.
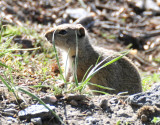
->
left=45, top=30, right=53, bottom=42
left=77, top=27, right=85, bottom=37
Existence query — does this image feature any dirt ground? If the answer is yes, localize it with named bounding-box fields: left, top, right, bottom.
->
left=0, top=86, right=143, bottom=125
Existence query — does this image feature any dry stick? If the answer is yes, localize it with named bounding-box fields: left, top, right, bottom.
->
left=132, top=54, right=153, bottom=66
left=100, top=23, right=160, bottom=37
left=78, top=0, right=87, bottom=8
left=95, top=4, right=119, bottom=11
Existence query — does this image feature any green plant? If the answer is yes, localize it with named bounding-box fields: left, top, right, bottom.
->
left=0, top=62, right=20, bottom=103
left=116, top=120, right=121, bottom=125
left=0, top=20, right=64, bottom=124
left=151, top=117, right=160, bottom=124
left=18, top=87, right=64, bottom=124
left=142, top=73, right=160, bottom=92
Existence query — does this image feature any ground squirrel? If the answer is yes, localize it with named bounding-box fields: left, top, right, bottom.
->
left=45, top=24, right=142, bottom=95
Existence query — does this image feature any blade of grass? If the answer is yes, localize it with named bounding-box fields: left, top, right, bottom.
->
left=81, top=65, right=93, bottom=82
left=78, top=0, right=87, bottom=8
left=73, top=30, right=79, bottom=86
left=30, top=85, right=51, bottom=88
left=88, top=82, right=115, bottom=90
left=18, top=87, right=64, bottom=124
left=0, top=75, right=12, bottom=92
left=52, top=30, right=66, bottom=83
left=91, top=90, right=109, bottom=95
left=0, top=51, right=10, bottom=57
left=77, top=50, right=130, bottom=93
left=0, top=74, right=19, bottom=103
left=2, top=47, right=41, bottom=51
left=88, top=50, right=130, bottom=79
left=0, top=18, right=3, bottom=43
left=0, top=62, right=9, bottom=68
left=0, top=35, right=15, bottom=49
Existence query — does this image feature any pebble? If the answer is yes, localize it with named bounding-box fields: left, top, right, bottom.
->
left=18, top=104, right=55, bottom=120
left=31, top=117, right=42, bottom=125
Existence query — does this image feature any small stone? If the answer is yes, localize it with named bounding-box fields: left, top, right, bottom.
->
left=66, top=8, right=88, bottom=19
left=127, top=83, right=160, bottom=106
left=18, top=104, right=55, bottom=120
left=31, top=117, right=42, bottom=125
left=109, top=98, right=118, bottom=105
left=85, top=116, right=98, bottom=125
left=100, top=99, right=108, bottom=110
left=41, top=96, right=57, bottom=104
left=4, top=108, right=18, bottom=114
left=7, top=104, right=17, bottom=108
left=70, top=100, right=78, bottom=106
left=141, top=114, right=148, bottom=122
left=7, top=117, right=18, bottom=124
left=64, top=94, right=88, bottom=101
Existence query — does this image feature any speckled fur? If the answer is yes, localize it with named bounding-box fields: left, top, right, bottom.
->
left=45, top=24, right=142, bottom=95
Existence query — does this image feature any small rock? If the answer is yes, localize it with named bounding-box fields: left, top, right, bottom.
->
left=100, top=99, right=112, bottom=113
left=7, top=104, right=17, bottom=108
left=141, top=114, right=148, bottom=122
left=137, top=105, right=160, bottom=122
left=127, top=83, right=160, bottom=106
left=7, top=117, right=18, bottom=124
left=66, top=8, right=89, bottom=19
left=4, top=108, right=18, bottom=114
left=41, top=96, right=57, bottom=104
left=18, top=104, right=55, bottom=120
left=70, top=100, right=78, bottom=106
left=13, top=36, right=34, bottom=48
left=100, top=99, right=108, bottom=110
left=85, top=116, right=98, bottom=125
left=64, top=94, right=88, bottom=101
left=31, top=117, right=42, bottom=125
left=109, top=97, right=118, bottom=105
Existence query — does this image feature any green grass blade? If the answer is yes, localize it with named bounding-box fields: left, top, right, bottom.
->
left=78, top=50, right=130, bottom=93
left=2, top=47, right=41, bottom=51
left=91, top=90, right=109, bottom=95
left=74, top=30, right=79, bottom=86
left=95, top=55, right=101, bottom=65
left=52, top=30, right=66, bottom=83
left=0, top=75, right=19, bottom=103
left=88, top=82, right=115, bottom=90
left=0, top=62, right=9, bottom=68
left=102, top=51, right=130, bottom=68
left=0, top=19, right=3, bottom=43
left=92, top=51, right=130, bottom=76
left=18, top=87, right=64, bottom=124
left=81, top=65, right=93, bottom=82
left=0, top=75, right=12, bottom=92
left=30, top=85, right=51, bottom=88
left=0, top=51, right=10, bottom=57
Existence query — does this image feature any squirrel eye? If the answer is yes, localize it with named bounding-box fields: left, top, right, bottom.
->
left=59, top=30, right=67, bottom=35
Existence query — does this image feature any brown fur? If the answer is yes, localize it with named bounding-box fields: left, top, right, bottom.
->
left=45, top=24, right=142, bottom=95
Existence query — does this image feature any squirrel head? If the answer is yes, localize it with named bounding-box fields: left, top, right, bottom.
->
left=45, top=24, right=87, bottom=52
